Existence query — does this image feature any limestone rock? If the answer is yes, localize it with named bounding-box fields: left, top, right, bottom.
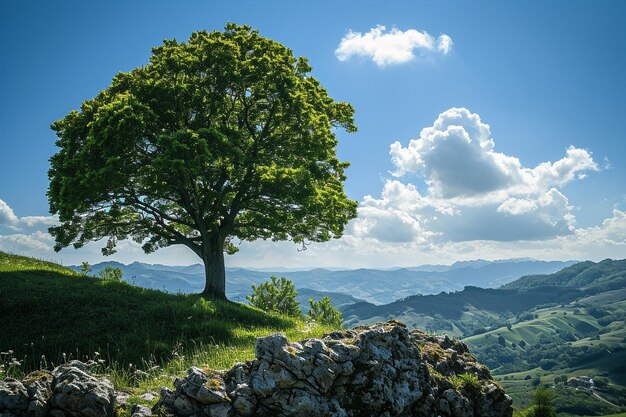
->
left=1, top=362, right=115, bottom=417
left=155, top=321, right=513, bottom=417
left=49, top=361, right=116, bottom=417
left=130, top=404, right=152, bottom=417
left=1, top=322, right=511, bottom=417
left=23, top=372, right=53, bottom=417
left=0, top=379, right=29, bottom=416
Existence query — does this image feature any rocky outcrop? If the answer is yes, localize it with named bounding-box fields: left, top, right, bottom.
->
left=0, top=361, right=115, bottom=417
left=0, top=322, right=512, bottom=417
left=155, top=321, right=512, bottom=417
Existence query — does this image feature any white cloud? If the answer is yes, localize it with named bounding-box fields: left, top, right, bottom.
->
left=0, top=199, right=58, bottom=233
left=359, top=108, right=599, bottom=243
left=0, top=231, right=54, bottom=253
left=389, top=108, right=597, bottom=199
left=437, top=34, right=453, bottom=54
left=336, top=25, right=453, bottom=67
left=0, top=199, right=19, bottom=227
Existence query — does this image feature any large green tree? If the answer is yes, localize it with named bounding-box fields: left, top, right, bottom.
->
left=48, top=24, right=357, bottom=300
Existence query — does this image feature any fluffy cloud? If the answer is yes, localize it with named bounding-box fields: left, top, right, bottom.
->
left=357, top=108, right=599, bottom=243
left=0, top=199, right=58, bottom=233
left=0, top=199, right=19, bottom=227
left=336, top=25, right=453, bottom=67
left=0, top=231, right=55, bottom=253
left=0, top=198, right=59, bottom=257
left=389, top=108, right=597, bottom=198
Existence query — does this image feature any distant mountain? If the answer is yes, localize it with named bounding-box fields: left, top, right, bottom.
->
left=502, top=258, right=626, bottom=293
left=341, top=258, right=626, bottom=338
left=71, top=259, right=576, bottom=305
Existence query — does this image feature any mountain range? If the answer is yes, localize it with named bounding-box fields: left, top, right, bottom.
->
left=71, top=258, right=576, bottom=305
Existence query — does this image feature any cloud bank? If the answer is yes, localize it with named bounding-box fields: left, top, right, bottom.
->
left=336, top=25, right=453, bottom=67
left=0, top=199, right=58, bottom=254
left=354, top=108, right=598, bottom=244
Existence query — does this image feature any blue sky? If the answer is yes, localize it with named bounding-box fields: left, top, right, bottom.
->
left=1, top=0, right=625, bottom=267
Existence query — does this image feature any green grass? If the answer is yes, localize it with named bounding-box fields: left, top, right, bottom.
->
left=464, top=306, right=602, bottom=348
left=0, top=251, right=335, bottom=392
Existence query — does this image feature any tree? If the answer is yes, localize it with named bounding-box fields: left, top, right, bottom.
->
left=246, top=276, right=301, bottom=317
left=48, top=24, right=357, bottom=300
left=307, top=297, right=342, bottom=327
left=524, top=388, right=555, bottom=417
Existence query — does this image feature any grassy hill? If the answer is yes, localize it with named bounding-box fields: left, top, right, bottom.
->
left=0, top=252, right=333, bottom=388
left=341, top=285, right=583, bottom=337
left=461, top=265, right=626, bottom=416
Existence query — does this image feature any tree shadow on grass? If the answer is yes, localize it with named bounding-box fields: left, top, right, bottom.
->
left=0, top=270, right=292, bottom=372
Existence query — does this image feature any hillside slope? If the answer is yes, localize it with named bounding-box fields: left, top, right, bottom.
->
left=340, top=259, right=626, bottom=416
left=503, top=259, right=626, bottom=293
left=0, top=252, right=332, bottom=377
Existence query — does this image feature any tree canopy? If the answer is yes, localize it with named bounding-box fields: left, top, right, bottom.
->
left=48, top=23, right=357, bottom=299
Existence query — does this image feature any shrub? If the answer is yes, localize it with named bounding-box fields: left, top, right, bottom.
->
left=524, top=388, right=556, bottom=417
left=539, top=359, right=559, bottom=370
left=246, top=276, right=302, bottom=317
left=451, top=373, right=481, bottom=392
left=79, top=261, right=91, bottom=275
left=98, top=266, right=123, bottom=282
left=307, top=297, right=342, bottom=327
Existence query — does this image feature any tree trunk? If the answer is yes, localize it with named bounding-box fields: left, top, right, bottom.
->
left=201, top=235, right=227, bottom=300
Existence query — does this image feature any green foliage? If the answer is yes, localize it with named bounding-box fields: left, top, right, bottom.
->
left=307, top=296, right=343, bottom=327
left=98, top=266, right=123, bottom=282
left=80, top=261, right=91, bottom=275
left=523, top=388, right=556, bottom=417
left=0, top=252, right=335, bottom=383
left=504, top=259, right=626, bottom=293
left=47, top=23, right=357, bottom=298
left=539, top=358, right=558, bottom=370
left=246, top=276, right=302, bottom=317
left=450, top=373, right=481, bottom=392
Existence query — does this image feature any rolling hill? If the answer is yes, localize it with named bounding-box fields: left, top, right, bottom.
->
left=340, top=258, right=626, bottom=416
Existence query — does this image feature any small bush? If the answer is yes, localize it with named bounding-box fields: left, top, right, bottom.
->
left=524, top=388, right=556, bottom=417
left=307, top=297, right=342, bottom=327
left=80, top=261, right=92, bottom=275
left=451, top=373, right=482, bottom=394
left=539, top=359, right=558, bottom=370
left=246, top=276, right=302, bottom=317
left=98, top=266, right=123, bottom=282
